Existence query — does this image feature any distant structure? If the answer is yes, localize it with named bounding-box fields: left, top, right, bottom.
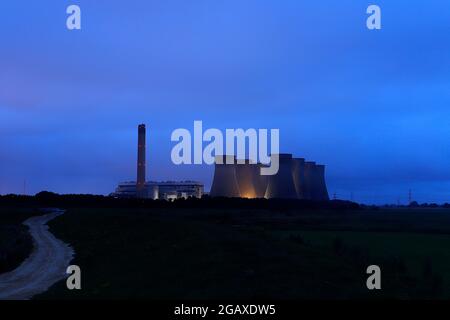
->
left=209, top=155, right=241, bottom=198
left=114, top=182, right=159, bottom=199
left=136, top=124, right=146, bottom=198
left=265, top=154, right=298, bottom=199
left=235, top=159, right=258, bottom=198
left=209, top=153, right=330, bottom=201
left=253, top=163, right=269, bottom=198
left=114, top=181, right=203, bottom=200
left=292, top=158, right=306, bottom=199
left=113, top=124, right=327, bottom=201
left=303, top=161, right=317, bottom=200
left=315, top=164, right=330, bottom=201
left=157, top=181, right=204, bottom=200
left=112, top=124, right=204, bottom=200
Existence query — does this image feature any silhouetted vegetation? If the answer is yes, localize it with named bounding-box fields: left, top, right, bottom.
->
left=28, top=204, right=450, bottom=300
left=36, top=207, right=420, bottom=300
left=0, top=192, right=359, bottom=211
left=1, top=194, right=450, bottom=299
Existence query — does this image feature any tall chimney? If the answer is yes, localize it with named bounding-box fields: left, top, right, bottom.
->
left=136, top=124, right=146, bottom=198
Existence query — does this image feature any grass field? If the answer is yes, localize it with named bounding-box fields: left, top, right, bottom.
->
left=0, top=208, right=40, bottom=274
left=274, top=230, right=450, bottom=297
left=34, top=207, right=450, bottom=300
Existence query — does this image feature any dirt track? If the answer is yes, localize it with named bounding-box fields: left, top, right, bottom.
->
left=0, top=210, right=74, bottom=300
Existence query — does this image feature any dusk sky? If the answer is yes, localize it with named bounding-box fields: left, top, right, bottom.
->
left=1, top=1, right=449, bottom=204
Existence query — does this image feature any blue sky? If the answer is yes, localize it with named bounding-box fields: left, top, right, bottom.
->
left=1, top=0, right=449, bottom=204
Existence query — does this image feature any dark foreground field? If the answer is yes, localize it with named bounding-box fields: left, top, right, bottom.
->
left=0, top=208, right=41, bottom=274
left=34, top=206, right=450, bottom=300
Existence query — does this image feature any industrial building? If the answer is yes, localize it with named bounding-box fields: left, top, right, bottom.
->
left=113, top=124, right=327, bottom=201
left=157, top=181, right=204, bottom=200
left=210, top=153, right=329, bottom=200
left=112, top=124, right=204, bottom=200
left=113, top=181, right=203, bottom=200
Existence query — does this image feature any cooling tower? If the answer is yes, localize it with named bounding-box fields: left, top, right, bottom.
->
left=315, top=164, right=330, bottom=201
left=136, top=124, right=146, bottom=198
left=235, top=159, right=257, bottom=198
left=264, top=154, right=298, bottom=199
left=292, top=158, right=307, bottom=199
left=303, top=161, right=316, bottom=200
left=253, top=163, right=269, bottom=198
left=210, top=155, right=241, bottom=198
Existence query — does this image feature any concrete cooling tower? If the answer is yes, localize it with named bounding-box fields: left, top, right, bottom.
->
left=210, top=155, right=241, bottom=198
left=264, top=154, right=298, bottom=199
left=210, top=154, right=329, bottom=201
left=235, top=160, right=258, bottom=198
left=234, top=161, right=269, bottom=198
left=253, top=163, right=269, bottom=198
left=315, top=164, right=330, bottom=201
left=292, top=158, right=306, bottom=199
left=303, top=161, right=316, bottom=200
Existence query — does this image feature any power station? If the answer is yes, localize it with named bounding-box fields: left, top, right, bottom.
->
left=112, top=124, right=204, bottom=200
left=113, top=124, right=329, bottom=201
left=210, top=154, right=330, bottom=200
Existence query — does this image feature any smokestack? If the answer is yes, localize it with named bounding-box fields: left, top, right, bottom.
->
left=210, top=155, right=241, bottom=198
left=136, top=124, right=146, bottom=198
left=292, top=158, right=306, bottom=199
left=264, top=153, right=298, bottom=199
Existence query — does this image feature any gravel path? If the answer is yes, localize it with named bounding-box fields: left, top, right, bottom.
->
left=0, top=209, right=74, bottom=300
